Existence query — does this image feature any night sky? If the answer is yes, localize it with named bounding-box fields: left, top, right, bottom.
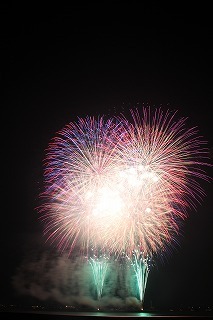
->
left=2, top=3, right=213, bottom=310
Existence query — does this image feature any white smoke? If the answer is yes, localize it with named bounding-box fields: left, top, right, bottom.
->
left=12, top=251, right=142, bottom=309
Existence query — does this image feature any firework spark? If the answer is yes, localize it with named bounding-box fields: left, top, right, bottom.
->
left=89, top=254, right=109, bottom=301
left=127, top=249, right=151, bottom=309
left=38, top=108, right=211, bottom=258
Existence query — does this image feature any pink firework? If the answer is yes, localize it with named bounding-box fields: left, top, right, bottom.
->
left=38, top=108, right=211, bottom=257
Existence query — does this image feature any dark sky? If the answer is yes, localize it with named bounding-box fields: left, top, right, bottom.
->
left=1, top=3, right=213, bottom=310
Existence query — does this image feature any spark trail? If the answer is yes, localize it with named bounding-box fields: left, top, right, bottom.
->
left=127, top=250, right=150, bottom=309
left=89, top=254, right=109, bottom=301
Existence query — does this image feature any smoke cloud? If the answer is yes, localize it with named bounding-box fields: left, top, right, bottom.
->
left=12, top=251, right=142, bottom=310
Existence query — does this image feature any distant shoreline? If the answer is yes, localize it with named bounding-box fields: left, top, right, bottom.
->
left=1, top=310, right=213, bottom=320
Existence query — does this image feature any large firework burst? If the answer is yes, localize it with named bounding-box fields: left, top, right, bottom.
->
left=38, top=108, right=211, bottom=258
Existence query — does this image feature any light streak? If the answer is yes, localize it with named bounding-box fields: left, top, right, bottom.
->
left=89, top=254, right=109, bottom=301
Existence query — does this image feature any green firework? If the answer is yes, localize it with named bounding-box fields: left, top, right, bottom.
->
left=89, top=254, right=109, bottom=300
left=130, top=250, right=150, bottom=308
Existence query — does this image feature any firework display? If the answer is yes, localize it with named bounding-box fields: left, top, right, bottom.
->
left=89, top=254, right=109, bottom=301
left=126, top=249, right=151, bottom=308
left=38, top=107, right=211, bottom=307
